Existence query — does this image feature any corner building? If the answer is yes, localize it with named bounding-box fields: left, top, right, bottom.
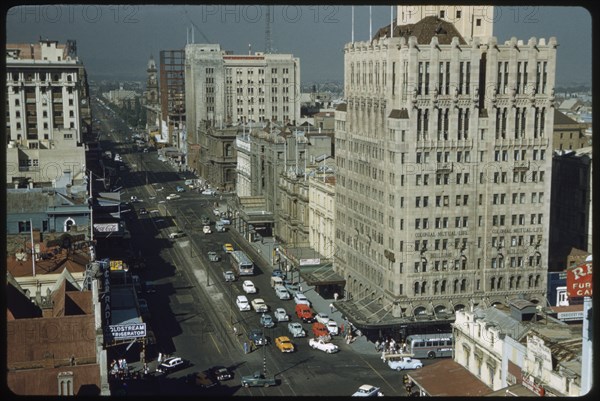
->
left=335, top=17, right=556, bottom=333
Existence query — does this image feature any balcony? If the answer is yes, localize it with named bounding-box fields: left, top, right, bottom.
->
left=436, top=162, right=453, bottom=172
left=513, top=161, right=530, bottom=171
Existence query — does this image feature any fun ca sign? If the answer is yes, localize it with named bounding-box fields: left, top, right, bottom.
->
left=566, top=262, right=593, bottom=298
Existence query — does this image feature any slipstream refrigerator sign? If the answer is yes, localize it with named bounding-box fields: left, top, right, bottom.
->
left=108, top=323, right=147, bottom=340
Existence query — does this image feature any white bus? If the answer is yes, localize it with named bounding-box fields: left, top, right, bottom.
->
left=230, top=250, right=254, bottom=276
left=405, top=333, right=453, bottom=359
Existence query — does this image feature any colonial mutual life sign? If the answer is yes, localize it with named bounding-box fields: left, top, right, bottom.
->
left=566, top=262, right=593, bottom=298
left=108, top=323, right=147, bottom=340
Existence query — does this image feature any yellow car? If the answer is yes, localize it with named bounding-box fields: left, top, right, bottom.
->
left=223, top=243, right=234, bottom=253
left=275, top=336, right=295, bottom=353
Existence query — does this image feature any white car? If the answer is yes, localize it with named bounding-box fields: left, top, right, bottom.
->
left=242, top=280, right=257, bottom=294
left=294, top=292, right=310, bottom=306
left=168, top=231, right=185, bottom=239
left=352, top=385, right=383, bottom=397
left=326, top=320, right=339, bottom=336
left=387, top=356, right=423, bottom=371
left=251, top=298, right=268, bottom=313
left=274, top=307, right=289, bottom=322
left=203, top=225, right=212, bottom=234
left=315, top=312, right=330, bottom=325
left=202, top=189, right=216, bottom=195
left=274, top=285, right=291, bottom=300
left=287, top=322, right=306, bottom=338
left=308, top=338, right=339, bottom=354
left=166, top=193, right=181, bottom=200
left=236, top=295, right=251, bottom=311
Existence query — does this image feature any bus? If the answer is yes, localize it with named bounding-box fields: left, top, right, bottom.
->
left=405, top=333, right=453, bottom=359
left=230, top=250, right=254, bottom=276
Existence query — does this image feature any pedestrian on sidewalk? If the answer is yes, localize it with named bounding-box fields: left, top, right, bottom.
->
left=233, top=326, right=238, bottom=336
left=329, top=303, right=334, bottom=313
left=334, top=292, right=339, bottom=301
left=243, top=342, right=249, bottom=354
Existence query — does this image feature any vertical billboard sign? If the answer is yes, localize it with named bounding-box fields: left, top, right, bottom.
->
left=566, top=262, right=592, bottom=298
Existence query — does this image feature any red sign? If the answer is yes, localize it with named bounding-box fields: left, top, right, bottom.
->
left=521, top=375, right=545, bottom=396
left=566, top=262, right=593, bottom=298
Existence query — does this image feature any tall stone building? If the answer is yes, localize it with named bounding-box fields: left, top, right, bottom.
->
left=159, top=50, right=186, bottom=149
left=335, top=16, right=557, bottom=336
left=184, top=44, right=301, bottom=177
left=144, top=55, right=161, bottom=134
left=6, top=39, right=91, bottom=187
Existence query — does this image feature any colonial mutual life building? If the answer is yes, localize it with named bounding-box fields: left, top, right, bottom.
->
left=334, top=14, right=557, bottom=336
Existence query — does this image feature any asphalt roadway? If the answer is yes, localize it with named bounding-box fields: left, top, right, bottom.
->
left=94, top=102, right=426, bottom=397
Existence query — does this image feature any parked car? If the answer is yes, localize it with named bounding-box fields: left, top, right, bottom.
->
left=284, top=281, right=301, bottom=295
left=387, top=356, right=423, bottom=371
left=223, top=271, right=236, bottom=282
left=166, top=193, right=181, bottom=200
left=294, top=292, right=310, bottom=306
left=185, top=371, right=217, bottom=388
left=275, top=336, right=295, bottom=353
left=168, top=231, right=186, bottom=239
left=248, top=329, right=268, bottom=346
left=203, top=225, right=212, bottom=234
left=316, top=312, right=330, bottom=325
left=202, top=189, right=217, bottom=195
left=242, top=280, right=257, bottom=294
left=156, top=357, right=188, bottom=374
left=312, top=322, right=330, bottom=340
left=176, top=186, right=185, bottom=192
left=215, top=222, right=226, bottom=232
left=138, top=207, right=148, bottom=215
left=251, top=298, right=268, bottom=313
left=236, top=295, right=251, bottom=311
left=208, top=251, right=220, bottom=262
left=209, top=366, right=233, bottom=381
left=308, top=338, right=339, bottom=354
left=287, top=322, right=307, bottom=338
left=222, top=243, right=234, bottom=253
left=326, top=320, right=339, bottom=336
left=274, top=285, right=291, bottom=300
left=260, top=313, right=275, bottom=328
left=271, top=269, right=286, bottom=279
left=212, top=208, right=221, bottom=216
left=274, top=307, right=289, bottom=322
left=240, top=371, right=276, bottom=388
left=218, top=218, right=231, bottom=225
left=295, top=304, right=314, bottom=323
left=352, top=385, right=384, bottom=397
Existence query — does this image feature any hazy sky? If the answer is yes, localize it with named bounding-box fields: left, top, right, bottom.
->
left=5, top=4, right=592, bottom=86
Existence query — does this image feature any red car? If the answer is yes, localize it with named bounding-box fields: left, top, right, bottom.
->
left=312, top=322, right=330, bottom=339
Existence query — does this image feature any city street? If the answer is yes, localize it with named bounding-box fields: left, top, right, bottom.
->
left=94, top=100, right=423, bottom=396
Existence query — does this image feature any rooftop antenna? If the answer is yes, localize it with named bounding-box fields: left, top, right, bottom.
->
left=248, top=43, right=252, bottom=55
left=265, top=5, right=273, bottom=53
left=351, top=6, right=355, bottom=43
left=390, top=6, right=394, bottom=38
left=369, top=6, right=372, bottom=41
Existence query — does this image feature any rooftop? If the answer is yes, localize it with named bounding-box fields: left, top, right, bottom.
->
left=373, top=16, right=467, bottom=45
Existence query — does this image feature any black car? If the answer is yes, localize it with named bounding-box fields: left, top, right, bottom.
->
left=248, top=329, right=268, bottom=346
left=156, top=357, right=188, bottom=374
left=210, top=366, right=233, bottom=381
left=138, top=207, right=148, bottom=215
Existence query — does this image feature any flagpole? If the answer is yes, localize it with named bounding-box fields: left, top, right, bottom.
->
left=30, top=218, right=36, bottom=277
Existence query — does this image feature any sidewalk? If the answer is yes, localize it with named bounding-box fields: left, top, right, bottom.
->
left=248, top=236, right=374, bottom=356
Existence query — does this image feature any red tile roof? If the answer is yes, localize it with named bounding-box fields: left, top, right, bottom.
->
left=408, top=359, right=493, bottom=396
